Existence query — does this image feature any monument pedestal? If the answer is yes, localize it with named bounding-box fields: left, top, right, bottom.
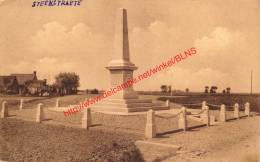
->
left=93, top=8, right=169, bottom=114
left=92, top=98, right=169, bottom=113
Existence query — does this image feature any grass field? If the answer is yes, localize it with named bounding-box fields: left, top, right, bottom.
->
left=0, top=94, right=99, bottom=110
left=0, top=118, right=143, bottom=162
left=1, top=93, right=259, bottom=112
left=158, top=94, right=260, bottom=112
left=0, top=93, right=168, bottom=111
left=0, top=94, right=209, bottom=135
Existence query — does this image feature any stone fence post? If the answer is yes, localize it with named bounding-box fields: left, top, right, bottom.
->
left=19, top=99, right=24, bottom=110
left=166, top=99, right=170, bottom=108
left=36, top=103, right=44, bottom=123
left=1, top=101, right=8, bottom=118
left=145, top=109, right=156, bottom=138
left=82, top=108, right=92, bottom=129
left=201, top=106, right=210, bottom=126
left=234, top=103, right=240, bottom=119
left=202, top=101, right=207, bottom=109
left=220, top=104, right=226, bottom=122
left=244, top=102, right=250, bottom=117
left=56, top=98, right=60, bottom=108
left=178, top=107, right=187, bottom=131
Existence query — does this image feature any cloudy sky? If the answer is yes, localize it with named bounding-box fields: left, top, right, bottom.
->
left=0, top=0, right=259, bottom=93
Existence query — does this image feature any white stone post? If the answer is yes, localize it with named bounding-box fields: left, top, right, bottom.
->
left=82, top=108, right=92, bottom=129
left=201, top=106, right=210, bottom=126
left=178, top=107, right=187, bottom=131
left=145, top=109, right=156, bottom=138
left=202, top=101, right=207, bottom=109
left=220, top=104, right=226, bottom=122
left=56, top=98, right=60, bottom=108
left=1, top=101, right=8, bottom=118
left=244, top=102, right=250, bottom=117
left=234, top=103, right=240, bottom=119
left=166, top=99, right=170, bottom=108
left=19, top=99, right=24, bottom=110
left=36, top=103, right=43, bottom=123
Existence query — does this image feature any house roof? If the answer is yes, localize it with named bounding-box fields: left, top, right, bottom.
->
left=27, top=79, right=46, bottom=86
left=10, top=74, right=37, bottom=86
left=0, top=76, right=17, bottom=87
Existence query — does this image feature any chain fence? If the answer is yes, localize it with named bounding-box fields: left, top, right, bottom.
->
left=180, top=102, right=202, bottom=106
left=188, top=109, right=206, bottom=116
left=155, top=111, right=182, bottom=120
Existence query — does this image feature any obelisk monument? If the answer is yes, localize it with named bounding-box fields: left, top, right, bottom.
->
left=106, top=8, right=139, bottom=100
left=92, top=8, right=169, bottom=113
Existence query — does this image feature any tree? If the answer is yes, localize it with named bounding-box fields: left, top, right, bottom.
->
left=204, top=86, right=209, bottom=93
left=222, top=89, right=226, bottom=94
left=185, top=88, right=189, bottom=93
left=210, top=86, right=218, bottom=94
left=160, top=85, right=168, bottom=93
left=226, top=87, right=231, bottom=94
left=168, top=85, right=172, bottom=93
left=55, top=72, right=80, bottom=95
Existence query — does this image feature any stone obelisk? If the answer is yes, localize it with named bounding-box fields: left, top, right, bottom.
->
left=92, top=8, right=169, bottom=113
left=106, top=8, right=139, bottom=100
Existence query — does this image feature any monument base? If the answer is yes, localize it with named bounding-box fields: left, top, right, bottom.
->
left=91, top=98, right=170, bottom=114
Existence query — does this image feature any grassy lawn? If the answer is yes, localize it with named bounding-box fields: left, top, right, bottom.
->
left=0, top=94, right=99, bottom=110
left=158, top=94, right=260, bottom=112
left=0, top=118, right=143, bottom=162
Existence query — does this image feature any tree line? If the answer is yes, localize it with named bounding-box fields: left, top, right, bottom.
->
left=160, top=85, right=231, bottom=94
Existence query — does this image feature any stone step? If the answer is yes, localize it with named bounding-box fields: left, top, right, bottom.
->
left=101, top=98, right=153, bottom=104
left=92, top=106, right=154, bottom=113
left=96, top=102, right=154, bottom=108
left=92, top=105, right=169, bottom=114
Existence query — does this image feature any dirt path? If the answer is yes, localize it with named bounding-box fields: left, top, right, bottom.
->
left=160, top=116, right=260, bottom=162
left=197, top=134, right=260, bottom=162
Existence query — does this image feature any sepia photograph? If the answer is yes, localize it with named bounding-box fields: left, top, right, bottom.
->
left=0, top=0, right=260, bottom=161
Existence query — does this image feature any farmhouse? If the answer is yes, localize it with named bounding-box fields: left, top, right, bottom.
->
left=10, top=71, right=38, bottom=94
left=0, top=76, right=19, bottom=94
left=25, top=79, right=48, bottom=95
left=0, top=71, right=47, bottom=95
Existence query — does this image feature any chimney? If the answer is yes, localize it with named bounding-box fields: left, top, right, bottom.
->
left=33, top=70, right=37, bottom=80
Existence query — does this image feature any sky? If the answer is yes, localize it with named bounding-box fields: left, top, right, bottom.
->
left=0, top=0, right=259, bottom=93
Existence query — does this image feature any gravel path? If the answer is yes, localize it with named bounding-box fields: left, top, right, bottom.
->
left=151, top=116, right=260, bottom=162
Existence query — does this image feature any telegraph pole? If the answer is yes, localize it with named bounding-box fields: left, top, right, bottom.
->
left=250, top=70, right=253, bottom=95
